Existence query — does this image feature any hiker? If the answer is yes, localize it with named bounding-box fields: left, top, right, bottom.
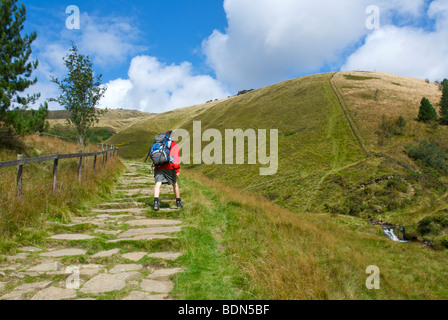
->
left=149, top=131, right=183, bottom=211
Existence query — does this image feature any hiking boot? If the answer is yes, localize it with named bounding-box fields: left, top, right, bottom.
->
left=176, top=199, right=184, bottom=209
left=153, top=199, right=160, bottom=211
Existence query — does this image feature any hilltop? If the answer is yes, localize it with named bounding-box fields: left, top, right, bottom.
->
left=47, top=109, right=153, bottom=134
left=108, top=71, right=448, bottom=249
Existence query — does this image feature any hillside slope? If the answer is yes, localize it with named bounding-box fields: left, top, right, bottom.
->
left=47, top=109, right=153, bottom=134
left=108, top=72, right=448, bottom=248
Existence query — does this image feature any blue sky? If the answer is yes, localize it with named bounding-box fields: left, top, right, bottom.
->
left=24, top=0, right=228, bottom=81
left=18, top=0, right=448, bottom=112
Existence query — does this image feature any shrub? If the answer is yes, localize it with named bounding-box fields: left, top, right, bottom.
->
left=407, top=140, right=448, bottom=172
left=440, top=79, right=448, bottom=125
left=237, top=89, right=255, bottom=96
left=418, top=97, right=438, bottom=123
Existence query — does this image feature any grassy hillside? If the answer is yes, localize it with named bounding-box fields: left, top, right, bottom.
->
left=175, top=169, right=448, bottom=299
left=47, top=109, right=153, bottom=135
left=108, top=72, right=448, bottom=249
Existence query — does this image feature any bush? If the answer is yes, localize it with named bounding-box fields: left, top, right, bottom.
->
left=407, top=140, right=448, bottom=172
left=237, top=89, right=255, bottom=96
left=418, top=97, right=438, bottom=123
left=0, top=127, right=25, bottom=151
left=440, top=79, right=448, bottom=125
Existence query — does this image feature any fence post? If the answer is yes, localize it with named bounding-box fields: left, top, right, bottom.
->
left=53, top=152, right=59, bottom=194
left=17, top=154, right=24, bottom=200
left=78, top=149, right=83, bottom=183
left=93, top=153, right=97, bottom=173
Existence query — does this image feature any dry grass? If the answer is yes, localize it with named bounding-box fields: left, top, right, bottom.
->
left=47, top=109, right=154, bottom=133
left=0, top=135, right=124, bottom=245
left=183, top=169, right=448, bottom=300
left=333, top=71, right=447, bottom=161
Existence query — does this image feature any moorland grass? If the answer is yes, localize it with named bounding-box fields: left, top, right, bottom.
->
left=175, top=170, right=448, bottom=300
left=0, top=135, right=125, bottom=253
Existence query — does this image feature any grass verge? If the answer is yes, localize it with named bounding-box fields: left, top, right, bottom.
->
left=0, top=142, right=125, bottom=253
left=175, top=170, right=448, bottom=300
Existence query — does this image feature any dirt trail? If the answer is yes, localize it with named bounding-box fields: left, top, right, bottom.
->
left=0, top=161, right=183, bottom=300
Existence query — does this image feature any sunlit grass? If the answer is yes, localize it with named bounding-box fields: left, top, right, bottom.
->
left=0, top=135, right=125, bottom=252
left=175, top=170, right=448, bottom=300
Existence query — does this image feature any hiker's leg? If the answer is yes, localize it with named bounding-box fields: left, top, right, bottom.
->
left=154, top=182, right=162, bottom=198
left=173, top=182, right=180, bottom=199
left=173, top=182, right=183, bottom=209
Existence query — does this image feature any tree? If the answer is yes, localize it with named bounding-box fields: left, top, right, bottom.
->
left=418, top=97, right=438, bottom=123
left=440, top=79, right=448, bottom=125
left=51, top=44, right=107, bottom=146
left=0, top=0, right=47, bottom=137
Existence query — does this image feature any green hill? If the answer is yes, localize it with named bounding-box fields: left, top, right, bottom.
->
left=108, top=71, right=448, bottom=249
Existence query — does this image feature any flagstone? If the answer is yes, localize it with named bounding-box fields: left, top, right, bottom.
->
left=27, top=262, right=63, bottom=273
left=107, top=234, right=175, bottom=243
left=91, top=249, right=120, bottom=258
left=118, top=226, right=181, bottom=239
left=18, top=246, right=43, bottom=252
left=31, top=287, right=77, bottom=300
left=140, top=279, right=173, bottom=294
left=122, top=291, right=167, bottom=300
left=126, top=219, right=182, bottom=227
left=109, top=264, right=143, bottom=274
left=40, top=249, right=87, bottom=258
left=49, top=234, right=95, bottom=241
left=147, top=252, right=182, bottom=261
left=15, top=281, right=52, bottom=291
left=122, top=252, right=147, bottom=262
left=149, top=268, right=183, bottom=281
left=80, top=272, right=141, bottom=294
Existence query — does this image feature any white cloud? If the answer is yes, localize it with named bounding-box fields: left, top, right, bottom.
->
left=70, top=14, right=147, bottom=67
left=203, top=0, right=369, bottom=90
left=202, top=0, right=434, bottom=90
left=26, top=12, right=147, bottom=110
left=343, top=0, right=448, bottom=81
left=99, top=56, right=231, bottom=113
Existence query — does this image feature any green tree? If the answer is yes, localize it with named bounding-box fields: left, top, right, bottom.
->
left=418, top=97, right=438, bottom=123
left=440, top=79, right=448, bottom=125
left=51, top=44, right=107, bottom=147
left=0, top=0, right=47, bottom=136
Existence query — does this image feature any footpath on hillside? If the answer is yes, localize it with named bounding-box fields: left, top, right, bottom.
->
left=0, top=161, right=183, bottom=300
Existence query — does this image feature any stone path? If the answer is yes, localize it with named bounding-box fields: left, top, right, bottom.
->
left=0, top=161, right=184, bottom=300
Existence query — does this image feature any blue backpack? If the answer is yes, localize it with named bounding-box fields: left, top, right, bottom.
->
left=149, top=133, right=173, bottom=167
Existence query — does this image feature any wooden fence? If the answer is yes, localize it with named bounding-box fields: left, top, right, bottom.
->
left=0, top=146, right=119, bottom=200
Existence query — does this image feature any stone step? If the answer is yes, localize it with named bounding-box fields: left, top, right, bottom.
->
left=96, top=202, right=146, bottom=210
left=126, top=219, right=182, bottom=228
left=91, top=208, right=146, bottom=215
left=117, top=226, right=182, bottom=239
left=107, top=234, right=176, bottom=243
left=49, top=234, right=95, bottom=241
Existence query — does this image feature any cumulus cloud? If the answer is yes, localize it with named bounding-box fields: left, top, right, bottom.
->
left=202, top=0, right=435, bottom=90
left=99, top=56, right=231, bottom=113
left=343, top=0, right=448, bottom=81
left=65, top=14, right=147, bottom=67
left=26, top=12, right=147, bottom=110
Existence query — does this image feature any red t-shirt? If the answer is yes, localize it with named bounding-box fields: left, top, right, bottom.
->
left=155, top=141, right=180, bottom=174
